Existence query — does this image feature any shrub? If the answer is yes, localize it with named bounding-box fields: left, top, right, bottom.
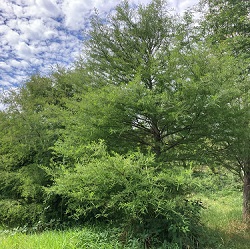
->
left=45, top=141, right=203, bottom=247
left=0, top=199, right=43, bottom=228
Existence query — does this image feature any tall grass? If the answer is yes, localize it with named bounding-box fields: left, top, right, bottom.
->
left=198, top=190, right=250, bottom=249
left=190, top=168, right=250, bottom=249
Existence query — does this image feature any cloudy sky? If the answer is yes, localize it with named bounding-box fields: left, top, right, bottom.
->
left=0, top=0, right=199, bottom=93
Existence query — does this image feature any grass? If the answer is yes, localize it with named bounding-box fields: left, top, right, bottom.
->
left=0, top=226, right=125, bottom=249
left=1, top=190, right=250, bottom=248
left=0, top=229, right=77, bottom=249
left=198, top=190, right=250, bottom=249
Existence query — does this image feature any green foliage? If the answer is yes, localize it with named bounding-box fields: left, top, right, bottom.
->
left=197, top=190, right=250, bottom=249
left=85, top=0, right=174, bottom=86
left=45, top=141, right=202, bottom=247
left=0, top=226, right=135, bottom=249
left=61, top=43, right=245, bottom=164
left=71, top=0, right=249, bottom=166
left=199, top=0, right=250, bottom=222
left=200, top=0, right=250, bottom=57
left=0, top=0, right=250, bottom=246
left=0, top=200, right=43, bottom=228
left=1, top=190, right=250, bottom=249
left=0, top=68, right=86, bottom=228
left=192, top=167, right=242, bottom=196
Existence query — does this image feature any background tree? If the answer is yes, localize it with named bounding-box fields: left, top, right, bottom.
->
left=0, top=68, right=85, bottom=226
left=199, top=0, right=250, bottom=222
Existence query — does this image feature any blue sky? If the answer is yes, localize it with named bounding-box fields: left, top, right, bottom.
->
left=0, top=0, right=199, bottom=96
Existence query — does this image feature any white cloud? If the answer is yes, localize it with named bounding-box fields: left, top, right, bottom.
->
left=44, top=30, right=58, bottom=39
left=0, top=103, right=6, bottom=111
left=0, top=74, right=14, bottom=87
left=173, top=0, right=199, bottom=11
left=19, top=19, right=48, bottom=40
left=12, top=3, right=24, bottom=18
left=0, top=62, right=12, bottom=71
left=35, top=0, right=61, bottom=18
left=61, top=0, right=95, bottom=30
left=5, top=29, right=21, bottom=46
left=8, top=59, right=30, bottom=69
left=0, top=25, right=9, bottom=34
left=15, top=42, right=33, bottom=59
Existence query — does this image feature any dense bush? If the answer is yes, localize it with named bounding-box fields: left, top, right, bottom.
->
left=45, top=140, right=203, bottom=247
left=0, top=200, right=43, bottom=228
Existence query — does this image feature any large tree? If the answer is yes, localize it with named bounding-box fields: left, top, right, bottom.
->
left=66, top=0, right=245, bottom=164
left=44, top=1, right=249, bottom=246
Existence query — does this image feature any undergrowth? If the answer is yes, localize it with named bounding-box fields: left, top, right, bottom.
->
left=1, top=169, right=249, bottom=249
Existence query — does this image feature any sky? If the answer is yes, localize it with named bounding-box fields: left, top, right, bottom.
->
left=0, top=0, right=199, bottom=96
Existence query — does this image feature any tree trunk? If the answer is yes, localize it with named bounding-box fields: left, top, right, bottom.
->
left=151, top=121, right=162, bottom=158
left=243, top=171, right=250, bottom=223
